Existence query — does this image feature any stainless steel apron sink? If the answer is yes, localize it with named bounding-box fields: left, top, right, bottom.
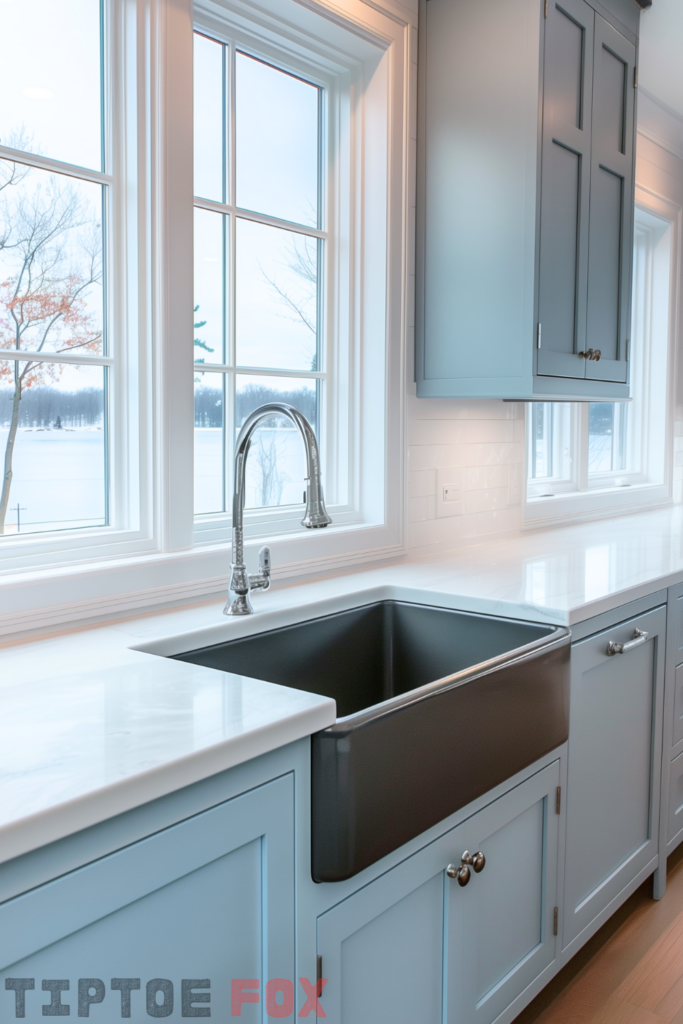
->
left=173, top=600, right=570, bottom=881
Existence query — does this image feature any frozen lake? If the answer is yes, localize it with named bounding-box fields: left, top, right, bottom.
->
left=0, top=428, right=106, bottom=534
left=0, top=426, right=308, bottom=535
left=195, top=427, right=308, bottom=515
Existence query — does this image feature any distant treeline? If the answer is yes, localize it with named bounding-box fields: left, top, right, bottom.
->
left=0, top=388, right=104, bottom=428
left=194, top=383, right=317, bottom=428
left=0, top=383, right=317, bottom=430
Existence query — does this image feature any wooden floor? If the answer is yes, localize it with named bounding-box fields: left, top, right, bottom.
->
left=516, top=847, right=683, bottom=1024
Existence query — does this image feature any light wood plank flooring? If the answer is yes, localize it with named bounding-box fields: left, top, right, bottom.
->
left=516, top=847, right=683, bottom=1024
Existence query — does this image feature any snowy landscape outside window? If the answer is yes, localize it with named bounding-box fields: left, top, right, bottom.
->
left=193, top=32, right=325, bottom=519
left=0, top=0, right=107, bottom=538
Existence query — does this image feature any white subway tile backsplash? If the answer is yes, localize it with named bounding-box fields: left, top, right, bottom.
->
left=407, top=398, right=526, bottom=550
left=408, top=468, right=437, bottom=497
left=408, top=445, right=431, bottom=471
left=477, top=507, right=520, bottom=537
left=464, top=487, right=509, bottom=515
left=463, top=419, right=515, bottom=444
left=408, top=495, right=437, bottom=522
left=409, top=419, right=467, bottom=446
left=464, top=465, right=509, bottom=490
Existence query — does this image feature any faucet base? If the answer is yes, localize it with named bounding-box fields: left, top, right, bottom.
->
left=224, top=593, right=254, bottom=616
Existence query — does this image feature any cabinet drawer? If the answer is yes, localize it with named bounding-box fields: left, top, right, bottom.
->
left=668, top=751, right=683, bottom=850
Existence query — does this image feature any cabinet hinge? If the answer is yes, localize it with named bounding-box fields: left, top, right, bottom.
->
left=634, top=66, right=638, bottom=89
left=553, top=907, right=559, bottom=936
left=556, top=786, right=561, bottom=815
left=537, top=323, right=542, bottom=350
left=544, top=0, right=548, bottom=17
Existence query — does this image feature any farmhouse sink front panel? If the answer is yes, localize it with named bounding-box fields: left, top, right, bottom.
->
left=174, top=601, right=571, bottom=881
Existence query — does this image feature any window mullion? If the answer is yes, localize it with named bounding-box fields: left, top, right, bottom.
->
left=576, top=404, right=590, bottom=492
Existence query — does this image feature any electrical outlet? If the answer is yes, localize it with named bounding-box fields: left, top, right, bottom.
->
left=436, top=467, right=463, bottom=518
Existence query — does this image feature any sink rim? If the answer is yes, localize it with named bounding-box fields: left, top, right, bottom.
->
left=165, top=596, right=571, bottom=729
left=318, top=604, right=571, bottom=729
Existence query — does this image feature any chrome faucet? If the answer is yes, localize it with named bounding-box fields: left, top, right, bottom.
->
left=224, top=403, right=332, bottom=616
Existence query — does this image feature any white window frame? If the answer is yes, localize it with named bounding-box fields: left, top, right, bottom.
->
left=190, top=16, right=357, bottom=543
left=0, top=0, right=153, bottom=571
left=0, top=0, right=410, bottom=637
left=524, top=189, right=679, bottom=529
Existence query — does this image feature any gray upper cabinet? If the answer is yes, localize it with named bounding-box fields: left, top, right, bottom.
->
left=537, top=0, right=594, bottom=381
left=416, top=0, right=638, bottom=401
left=585, top=16, right=635, bottom=383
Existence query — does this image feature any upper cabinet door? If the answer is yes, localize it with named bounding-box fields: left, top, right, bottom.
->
left=537, top=0, right=594, bottom=380
left=585, top=16, right=635, bottom=383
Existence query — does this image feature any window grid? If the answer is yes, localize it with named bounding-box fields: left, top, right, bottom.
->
left=0, top=0, right=111, bottom=538
left=193, top=32, right=327, bottom=519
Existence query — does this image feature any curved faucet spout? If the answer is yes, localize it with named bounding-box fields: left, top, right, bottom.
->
left=225, top=403, right=332, bottom=616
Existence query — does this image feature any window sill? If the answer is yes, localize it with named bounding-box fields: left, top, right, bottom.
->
left=0, top=519, right=404, bottom=642
left=523, top=482, right=672, bottom=531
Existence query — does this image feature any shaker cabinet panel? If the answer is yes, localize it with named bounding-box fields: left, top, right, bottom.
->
left=0, top=776, right=295, bottom=1024
left=668, top=750, right=683, bottom=848
left=585, top=15, right=635, bottom=382
left=673, top=664, right=683, bottom=749
left=537, top=0, right=594, bottom=380
left=317, top=761, right=561, bottom=1024
left=563, top=606, right=665, bottom=950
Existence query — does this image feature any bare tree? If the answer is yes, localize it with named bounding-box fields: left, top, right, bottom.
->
left=251, top=431, right=286, bottom=508
left=0, top=163, right=102, bottom=532
left=259, top=233, right=318, bottom=371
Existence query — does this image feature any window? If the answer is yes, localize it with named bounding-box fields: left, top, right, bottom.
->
left=193, top=33, right=324, bottom=524
left=525, top=204, right=674, bottom=525
left=0, top=0, right=409, bottom=629
left=0, top=0, right=108, bottom=539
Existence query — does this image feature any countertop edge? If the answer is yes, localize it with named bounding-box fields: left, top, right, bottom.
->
left=0, top=698, right=335, bottom=866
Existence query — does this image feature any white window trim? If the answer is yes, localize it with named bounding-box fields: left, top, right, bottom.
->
left=523, top=185, right=680, bottom=531
left=0, top=0, right=411, bottom=639
left=0, top=0, right=155, bottom=569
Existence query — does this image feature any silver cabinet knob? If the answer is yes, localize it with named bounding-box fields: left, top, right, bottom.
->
left=447, top=850, right=485, bottom=885
left=447, top=863, right=470, bottom=886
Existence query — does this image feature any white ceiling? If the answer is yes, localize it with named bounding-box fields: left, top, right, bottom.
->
left=638, top=0, right=683, bottom=118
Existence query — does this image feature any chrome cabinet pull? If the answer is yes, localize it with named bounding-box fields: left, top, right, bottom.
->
left=606, top=628, right=649, bottom=656
left=447, top=850, right=486, bottom=886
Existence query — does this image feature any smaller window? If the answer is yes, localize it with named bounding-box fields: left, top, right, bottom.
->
left=526, top=205, right=673, bottom=523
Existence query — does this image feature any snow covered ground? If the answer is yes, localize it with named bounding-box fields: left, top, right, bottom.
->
left=0, top=426, right=309, bottom=535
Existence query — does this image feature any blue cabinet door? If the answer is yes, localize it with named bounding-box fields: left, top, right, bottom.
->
left=563, top=606, right=665, bottom=952
left=537, top=0, right=594, bottom=380
left=316, top=761, right=560, bottom=1024
left=0, top=775, right=294, bottom=1023
left=584, top=15, right=635, bottom=383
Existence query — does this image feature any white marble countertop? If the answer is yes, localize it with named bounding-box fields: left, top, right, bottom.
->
left=2, top=502, right=683, bottom=865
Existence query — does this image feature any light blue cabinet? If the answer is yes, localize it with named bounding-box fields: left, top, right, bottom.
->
left=416, top=0, right=638, bottom=400
left=654, top=583, right=683, bottom=898
left=0, top=775, right=295, bottom=1023
left=563, top=604, right=665, bottom=953
left=316, top=761, right=561, bottom=1024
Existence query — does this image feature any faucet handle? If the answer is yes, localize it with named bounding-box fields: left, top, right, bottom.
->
left=259, top=546, right=271, bottom=574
